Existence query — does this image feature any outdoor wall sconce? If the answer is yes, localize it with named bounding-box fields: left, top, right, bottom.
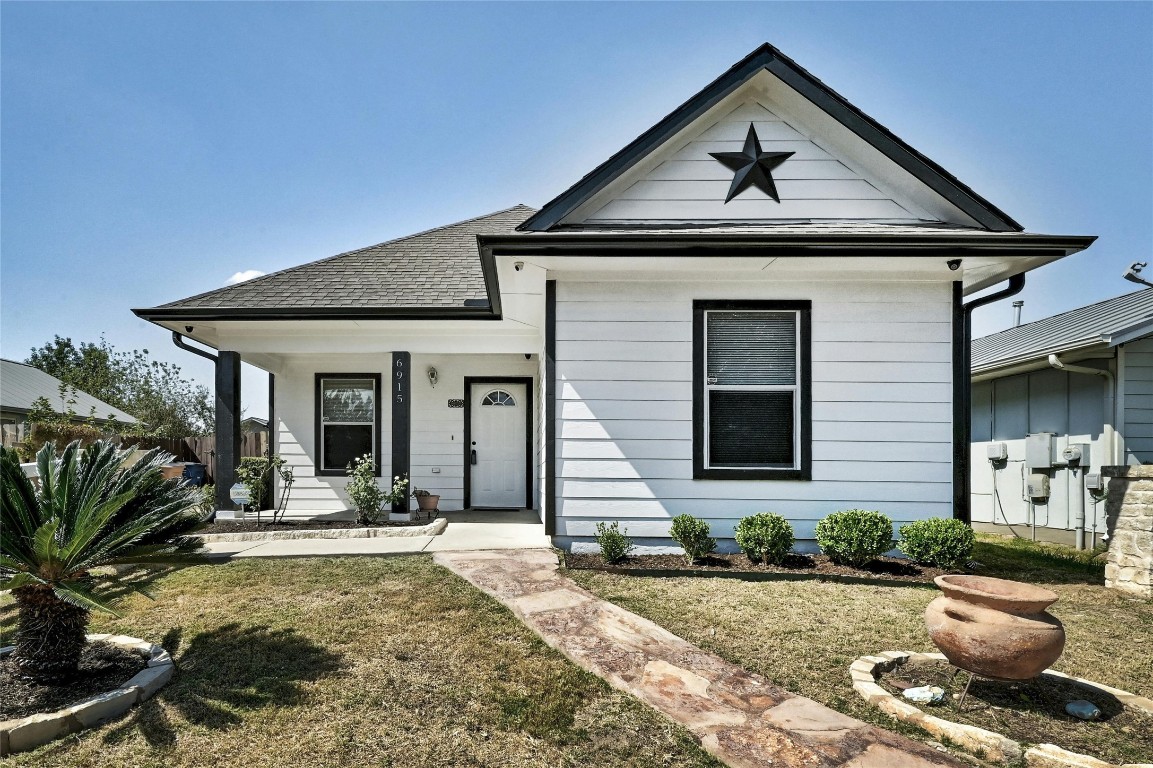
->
left=427, top=367, right=439, bottom=388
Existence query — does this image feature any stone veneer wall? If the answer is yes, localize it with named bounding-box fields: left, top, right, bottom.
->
left=1102, top=465, right=1153, bottom=599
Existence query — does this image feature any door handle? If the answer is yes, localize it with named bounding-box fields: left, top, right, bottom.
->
left=471, top=449, right=477, bottom=465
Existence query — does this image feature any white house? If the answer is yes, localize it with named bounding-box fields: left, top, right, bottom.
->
left=970, top=289, right=1153, bottom=549
left=134, top=44, right=1095, bottom=550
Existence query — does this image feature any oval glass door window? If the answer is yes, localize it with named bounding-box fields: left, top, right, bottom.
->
left=481, top=390, right=516, bottom=407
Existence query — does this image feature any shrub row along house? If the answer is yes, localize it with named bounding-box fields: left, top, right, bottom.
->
left=133, top=44, right=1095, bottom=551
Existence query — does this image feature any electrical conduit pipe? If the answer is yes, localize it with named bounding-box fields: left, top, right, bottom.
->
left=1047, top=354, right=1117, bottom=550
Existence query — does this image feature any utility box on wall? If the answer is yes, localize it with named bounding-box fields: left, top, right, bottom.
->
left=1027, top=473, right=1051, bottom=499
left=1026, top=433, right=1055, bottom=470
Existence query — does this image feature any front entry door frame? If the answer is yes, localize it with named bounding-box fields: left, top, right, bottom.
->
left=463, top=376, right=534, bottom=510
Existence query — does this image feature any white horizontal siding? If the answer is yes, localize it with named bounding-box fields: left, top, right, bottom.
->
left=274, top=356, right=393, bottom=516
left=553, top=279, right=954, bottom=543
left=591, top=198, right=917, bottom=222
left=582, top=99, right=922, bottom=224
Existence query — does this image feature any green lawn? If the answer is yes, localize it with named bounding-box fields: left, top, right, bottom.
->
left=566, top=534, right=1152, bottom=763
left=1, top=556, right=720, bottom=768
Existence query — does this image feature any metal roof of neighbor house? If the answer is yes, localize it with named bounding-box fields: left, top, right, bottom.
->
left=133, top=205, right=536, bottom=321
left=0, top=359, right=138, bottom=424
left=972, top=289, right=1153, bottom=372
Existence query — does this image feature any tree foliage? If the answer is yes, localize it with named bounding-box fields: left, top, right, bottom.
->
left=27, top=336, right=214, bottom=438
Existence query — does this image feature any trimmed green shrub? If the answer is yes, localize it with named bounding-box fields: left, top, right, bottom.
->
left=670, top=514, right=716, bottom=564
left=594, top=521, right=634, bottom=564
left=734, top=513, right=794, bottom=564
left=814, top=509, right=894, bottom=567
left=898, top=518, right=975, bottom=569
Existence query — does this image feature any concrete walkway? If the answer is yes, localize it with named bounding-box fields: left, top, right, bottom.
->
left=201, top=509, right=551, bottom=559
left=434, top=548, right=965, bottom=768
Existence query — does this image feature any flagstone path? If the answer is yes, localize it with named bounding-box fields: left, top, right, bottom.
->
left=434, top=548, right=966, bottom=768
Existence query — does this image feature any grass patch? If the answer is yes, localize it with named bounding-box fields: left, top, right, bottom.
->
left=567, top=533, right=1152, bottom=762
left=1, top=556, right=720, bottom=768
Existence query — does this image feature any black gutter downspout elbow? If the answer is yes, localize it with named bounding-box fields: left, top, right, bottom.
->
left=953, top=274, right=1025, bottom=525
left=172, top=332, right=218, bottom=363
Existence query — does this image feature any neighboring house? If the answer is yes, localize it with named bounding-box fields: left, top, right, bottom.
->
left=0, top=358, right=138, bottom=443
left=133, top=44, right=1095, bottom=550
left=970, top=289, right=1153, bottom=548
left=241, top=417, right=269, bottom=433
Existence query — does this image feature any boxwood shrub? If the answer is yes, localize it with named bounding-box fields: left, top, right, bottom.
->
left=669, top=514, right=716, bottom=564
left=734, top=513, right=794, bottom=565
left=814, top=509, right=894, bottom=567
left=898, top=518, right=974, bottom=569
left=594, top=521, right=634, bottom=564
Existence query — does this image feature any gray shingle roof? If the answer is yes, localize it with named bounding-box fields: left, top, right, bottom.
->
left=0, top=359, right=138, bottom=423
left=143, top=205, right=535, bottom=314
left=972, top=289, right=1153, bottom=372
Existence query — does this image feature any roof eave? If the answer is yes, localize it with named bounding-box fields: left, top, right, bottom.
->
left=971, top=339, right=1113, bottom=381
left=481, top=232, right=1095, bottom=257
left=519, top=42, right=1024, bottom=233
left=132, top=305, right=501, bottom=323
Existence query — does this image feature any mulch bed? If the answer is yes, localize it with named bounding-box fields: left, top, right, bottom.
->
left=0, top=641, right=148, bottom=720
left=197, top=519, right=429, bottom=534
left=564, top=552, right=952, bottom=584
left=879, top=659, right=1153, bottom=765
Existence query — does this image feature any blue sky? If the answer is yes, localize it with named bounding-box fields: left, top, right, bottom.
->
left=3, top=2, right=1151, bottom=419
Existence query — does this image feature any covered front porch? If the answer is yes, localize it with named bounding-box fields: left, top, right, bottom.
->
left=218, top=346, right=544, bottom=524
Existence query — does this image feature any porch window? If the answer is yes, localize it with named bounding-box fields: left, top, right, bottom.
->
left=692, top=300, right=811, bottom=480
left=315, top=373, right=381, bottom=476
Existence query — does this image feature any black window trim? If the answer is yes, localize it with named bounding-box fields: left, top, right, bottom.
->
left=314, top=372, right=383, bottom=477
left=692, top=300, right=812, bottom=480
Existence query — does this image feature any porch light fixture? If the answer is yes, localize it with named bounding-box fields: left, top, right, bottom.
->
left=427, top=367, right=439, bottom=388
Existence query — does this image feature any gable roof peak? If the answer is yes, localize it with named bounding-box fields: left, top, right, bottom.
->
left=519, top=42, right=1022, bottom=233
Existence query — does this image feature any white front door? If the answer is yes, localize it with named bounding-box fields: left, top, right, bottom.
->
left=470, top=383, right=527, bottom=508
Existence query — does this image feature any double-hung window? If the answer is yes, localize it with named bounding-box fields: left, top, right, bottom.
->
left=693, top=300, right=811, bottom=480
left=315, top=373, right=381, bottom=476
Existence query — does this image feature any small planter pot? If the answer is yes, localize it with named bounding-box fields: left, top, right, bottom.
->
left=416, top=495, right=440, bottom=513
left=925, top=574, right=1065, bottom=680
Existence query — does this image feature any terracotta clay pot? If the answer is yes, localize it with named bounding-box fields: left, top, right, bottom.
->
left=924, top=574, right=1065, bottom=680
left=416, top=495, right=440, bottom=512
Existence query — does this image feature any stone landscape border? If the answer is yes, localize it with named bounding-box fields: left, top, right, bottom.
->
left=0, top=634, right=174, bottom=756
left=192, top=516, right=447, bottom=542
left=850, top=651, right=1153, bottom=768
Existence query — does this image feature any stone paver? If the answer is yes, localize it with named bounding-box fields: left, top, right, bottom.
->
left=434, top=548, right=964, bottom=768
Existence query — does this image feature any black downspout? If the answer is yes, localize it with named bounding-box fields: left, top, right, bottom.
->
left=954, top=274, right=1025, bottom=524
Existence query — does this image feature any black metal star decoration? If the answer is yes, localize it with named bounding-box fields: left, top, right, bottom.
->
left=709, top=123, right=795, bottom=203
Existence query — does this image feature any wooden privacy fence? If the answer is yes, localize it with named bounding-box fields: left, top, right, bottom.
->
left=113, top=432, right=269, bottom=483
left=1, top=427, right=268, bottom=484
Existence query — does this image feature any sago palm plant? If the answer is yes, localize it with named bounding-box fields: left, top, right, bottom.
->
left=1, top=440, right=207, bottom=684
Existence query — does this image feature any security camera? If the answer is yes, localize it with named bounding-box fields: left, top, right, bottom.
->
left=513, top=261, right=525, bottom=271
left=185, top=326, right=195, bottom=333
left=947, top=259, right=962, bottom=271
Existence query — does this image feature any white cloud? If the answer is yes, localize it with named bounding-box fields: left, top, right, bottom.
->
left=225, top=269, right=266, bottom=285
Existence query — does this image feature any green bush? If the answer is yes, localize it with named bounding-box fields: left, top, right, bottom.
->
left=814, top=509, right=894, bottom=567
left=594, top=521, right=634, bottom=564
left=898, top=518, right=975, bottom=569
left=734, top=513, right=794, bottom=564
left=669, top=514, right=716, bottom=564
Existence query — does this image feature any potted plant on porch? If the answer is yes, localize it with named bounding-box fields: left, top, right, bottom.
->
left=411, top=487, right=440, bottom=519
